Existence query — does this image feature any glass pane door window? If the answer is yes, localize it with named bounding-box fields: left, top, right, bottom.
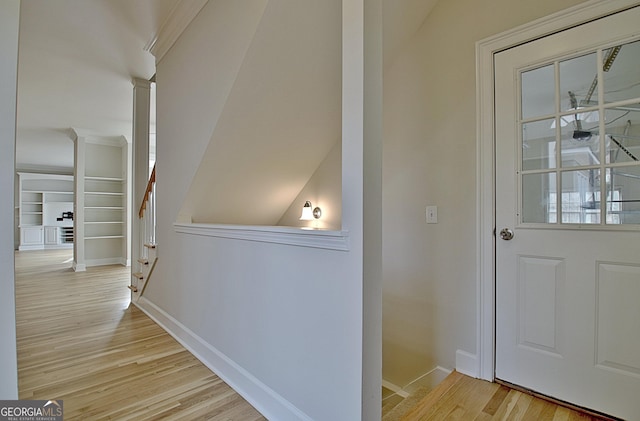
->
left=519, top=39, right=640, bottom=227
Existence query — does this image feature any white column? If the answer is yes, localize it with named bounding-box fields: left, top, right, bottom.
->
left=72, top=134, right=86, bottom=271
left=132, top=78, right=151, bottom=269
left=0, top=0, right=20, bottom=399
left=362, top=0, right=383, bottom=418
left=342, top=0, right=383, bottom=419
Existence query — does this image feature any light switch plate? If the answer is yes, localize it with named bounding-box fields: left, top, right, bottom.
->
left=426, top=206, right=438, bottom=224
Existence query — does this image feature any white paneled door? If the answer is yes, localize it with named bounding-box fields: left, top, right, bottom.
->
left=495, top=6, right=640, bottom=420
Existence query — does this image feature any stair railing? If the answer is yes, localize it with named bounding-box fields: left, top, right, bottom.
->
left=130, top=164, right=157, bottom=295
left=139, top=164, right=156, bottom=247
left=139, top=164, right=156, bottom=217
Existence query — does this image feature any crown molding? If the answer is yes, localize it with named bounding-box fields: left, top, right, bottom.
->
left=69, top=128, right=128, bottom=146
left=145, top=0, right=209, bottom=64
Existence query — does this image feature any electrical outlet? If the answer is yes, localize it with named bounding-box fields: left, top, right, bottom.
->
left=426, top=206, right=438, bottom=224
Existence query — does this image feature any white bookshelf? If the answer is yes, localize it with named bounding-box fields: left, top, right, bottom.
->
left=17, top=173, right=74, bottom=250
left=73, top=133, right=130, bottom=271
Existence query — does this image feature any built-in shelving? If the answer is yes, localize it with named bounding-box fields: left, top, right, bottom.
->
left=17, top=173, right=74, bottom=250
left=84, top=177, right=125, bottom=240
left=60, top=226, right=74, bottom=244
left=73, top=133, right=130, bottom=271
left=20, top=191, right=43, bottom=226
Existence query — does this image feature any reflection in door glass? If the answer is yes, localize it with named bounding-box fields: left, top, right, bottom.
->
left=561, top=169, right=601, bottom=224
left=603, top=40, right=640, bottom=104
left=522, top=64, right=555, bottom=119
left=605, top=104, right=640, bottom=164
left=522, top=119, right=556, bottom=170
left=522, top=173, right=556, bottom=223
left=607, top=166, right=640, bottom=224
left=560, top=52, right=598, bottom=111
left=519, top=39, right=640, bottom=227
left=560, top=127, right=600, bottom=168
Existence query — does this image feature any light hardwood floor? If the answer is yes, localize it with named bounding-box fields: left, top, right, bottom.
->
left=398, top=371, right=614, bottom=421
left=15, top=249, right=266, bottom=420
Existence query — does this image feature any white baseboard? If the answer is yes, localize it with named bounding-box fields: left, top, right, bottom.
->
left=43, top=244, right=74, bottom=250
left=134, top=297, right=313, bottom=421
left=18, top=245, right=43, bottom=251
left=383, top=366, right=452, bottom=398
left=72, top=262, right=86, bottom=272
left=405, top=366, right=452, bottom=394
left=381, top=380, right=410, bottom=398
left=455, top=350, right=478, bottom=378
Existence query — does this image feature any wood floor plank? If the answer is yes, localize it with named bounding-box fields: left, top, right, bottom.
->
left=399, top=370, right=465, bottom=420
left=441, top=376, right=499, bottom=421
left=499, top=391, right=534, bottom=420
left=552, top=407, right=573, bottom=421
left=15, top=249, right=266, bottom=420
left=481, top=384, right=510, bottom=416
left=521, top=395, right=555, bottom=420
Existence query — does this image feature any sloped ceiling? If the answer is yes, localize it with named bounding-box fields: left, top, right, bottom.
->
left=178, top=0, right=342, bottom=225
left=15, top=0, right=438, bottom=178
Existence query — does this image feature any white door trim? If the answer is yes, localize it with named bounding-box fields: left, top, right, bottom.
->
left=475, top=0, right=640, bottom=381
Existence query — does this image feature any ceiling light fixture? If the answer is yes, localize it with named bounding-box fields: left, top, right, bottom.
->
left=569, top=91, right=593, bottom=141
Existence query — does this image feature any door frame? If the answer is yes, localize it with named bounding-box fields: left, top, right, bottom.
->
left=475, top=0, right=639, bottom=382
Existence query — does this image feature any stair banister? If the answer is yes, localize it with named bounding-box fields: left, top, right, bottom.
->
left=131, top=163, right=157, bottom=298
left=138, top=164, right=156, bottom=218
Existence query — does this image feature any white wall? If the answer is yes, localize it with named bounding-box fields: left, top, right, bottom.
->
left=0, top=0, right=20, bottom=399
left=277, top=140, right=342, bottom=230
left=382, top=0, right=588, bottom=387
left=140, top=0, right=382, bottom=419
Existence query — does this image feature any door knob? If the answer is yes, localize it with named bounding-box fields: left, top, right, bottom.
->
left=499, top=228, right=514, bottom=240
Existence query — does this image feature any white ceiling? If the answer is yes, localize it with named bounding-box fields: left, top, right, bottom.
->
left=15, top=0, right=438, bottom=174
left=16, top=0, right=175, bottom=173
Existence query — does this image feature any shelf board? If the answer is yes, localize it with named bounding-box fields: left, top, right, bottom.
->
left=24, top=190, right=73, bottom=194
left=85, top=176, right=124, bottom=182
left=84, top=206, right=124, bottom=210
left=84, top=221, right=124, bottom=224
left=85, top=235, right=124, bottom=240
left=23, top=202, right=43, bottom=205
left=22, top=212, right=43, bottom=215
left=85, top=191, right=124, bottom=196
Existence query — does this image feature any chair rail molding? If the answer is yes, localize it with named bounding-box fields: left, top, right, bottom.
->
left=174, top=222, right=350, bottom=251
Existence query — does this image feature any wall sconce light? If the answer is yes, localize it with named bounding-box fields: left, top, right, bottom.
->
left=300, top=201, right=322, bottom=220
